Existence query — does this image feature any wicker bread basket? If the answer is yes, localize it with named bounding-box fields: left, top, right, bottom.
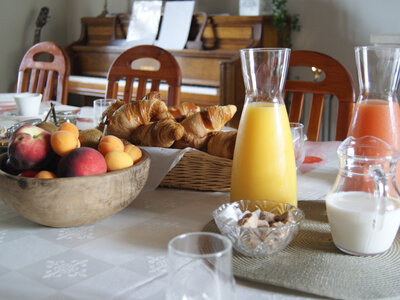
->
left=160, top=150, right=232, bottom=192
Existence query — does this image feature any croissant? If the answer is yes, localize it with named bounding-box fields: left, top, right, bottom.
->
left=207, top=130, right=237, bottom=159
left=174, top=104, right=237, bottom=149
left=131, top=118, right=185, bottom=148
left=105, top=98, right=170, bottom=140
left=168, top=102, right=201, bottom=121
left=98, top=92, right=160, bottom=133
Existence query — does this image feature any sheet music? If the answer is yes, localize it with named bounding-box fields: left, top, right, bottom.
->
left=155, top=0, right=195, bottom=50
left=126, top=0, right=163, bottom=45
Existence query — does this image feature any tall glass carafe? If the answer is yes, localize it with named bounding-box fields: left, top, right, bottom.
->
left=347, top=46, right=400, bottom=187
left=230, top=48, right=297, bottom=207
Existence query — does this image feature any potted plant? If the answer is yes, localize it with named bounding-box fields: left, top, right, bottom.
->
left=272, top=0, right=300, bottom=47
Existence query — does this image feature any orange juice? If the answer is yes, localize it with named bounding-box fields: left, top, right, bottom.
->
left=230, top=102, right=297, bottom=206
left=348, top=100, right=400, bottom=187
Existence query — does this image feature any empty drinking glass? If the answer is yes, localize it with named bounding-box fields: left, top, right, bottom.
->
left=93, top=98, right=115, bottom=126
left=166, top=232, right=236, bottom=300
left=290, top=122, right=306, bottom=169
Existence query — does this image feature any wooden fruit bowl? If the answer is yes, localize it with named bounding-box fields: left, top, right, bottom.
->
left=0, top=150, right=150, bottom=227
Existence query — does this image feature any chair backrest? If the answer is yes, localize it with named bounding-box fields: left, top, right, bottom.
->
left=17, top=41, right=71, bottom=105
left=106, top=45, right=182, bottom=106
left=284, top=50, right=356, bottom=141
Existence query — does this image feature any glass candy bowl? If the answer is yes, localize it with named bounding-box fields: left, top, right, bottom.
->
left=213, top=200, right=304, bottom=256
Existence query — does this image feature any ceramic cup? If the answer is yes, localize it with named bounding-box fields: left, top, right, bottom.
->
left=14, top=93, right=42, bottom=116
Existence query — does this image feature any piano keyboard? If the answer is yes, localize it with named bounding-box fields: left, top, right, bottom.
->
left=68, top=75, right=220, bottom=107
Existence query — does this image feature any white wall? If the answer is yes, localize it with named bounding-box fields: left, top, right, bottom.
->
left=0, top=0, right=399, bottom=94
left=0, top=0, right=68, bottom=92
left=287, top=0, right=400, bottom=83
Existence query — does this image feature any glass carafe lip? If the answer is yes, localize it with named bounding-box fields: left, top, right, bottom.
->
left=354, top=45, right=400, bottom=96
left=240, top=47, right=291, bottom=54
left=355, top=45, right=400, bottom=52
left=240, top=48, right=291, bottom=106
left=338, top=136, right=400, bottom=164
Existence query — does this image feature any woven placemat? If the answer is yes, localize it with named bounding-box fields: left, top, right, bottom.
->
left=203, top=201, right=400, bottom=300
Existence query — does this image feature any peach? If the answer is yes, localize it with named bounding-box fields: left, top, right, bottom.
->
left=51, top=130, right=79, bottom=156
left=98, top=135, right=124, bottom=156
left=104, top=151, right=133, bottom=171
left=8, top=125, right=53, bottom=171
left=34, top=170, right=56, bottom=179
left=124, top=144, right=142, bottom=163
left=57, top=147, right=107, bottom=177
left=58, top=122, right=79, bottom=139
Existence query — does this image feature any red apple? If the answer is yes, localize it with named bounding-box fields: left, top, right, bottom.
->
left=8, top=125, right=53, bottom=171
left=18, top=170, right=39, bottom=177
left=57, top=147, right=107, bottom=177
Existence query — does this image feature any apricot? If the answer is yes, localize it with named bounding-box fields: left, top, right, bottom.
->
left=57, top=147, right=107, bottom=177
left=58, top=122, right=79, bottom=139
left=34, top=170, right=56, bottom=179
left=124, top=144, right=142, bottom=163
left=51, top=130, right=79, bottom=156
left=105, top=151, right=133, bottom=171
left=98, top=135, right=124, bottom=156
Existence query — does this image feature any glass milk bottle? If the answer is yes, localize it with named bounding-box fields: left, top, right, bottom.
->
left=230, top=48, right=297, bottom=207
left=347, top=46, right=400, bottom=187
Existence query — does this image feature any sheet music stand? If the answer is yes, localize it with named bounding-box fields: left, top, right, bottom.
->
left=186, top=11, right=208, bottom=49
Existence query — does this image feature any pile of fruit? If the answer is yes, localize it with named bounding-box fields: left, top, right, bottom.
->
left=2, top=122, right=142, bottom=178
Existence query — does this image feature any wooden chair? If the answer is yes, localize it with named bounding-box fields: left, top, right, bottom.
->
left=106, top=45, right=182, bottom=106
left=17, top=41, right=71, bottom=104
left=285, top=50, right=356, bottom=141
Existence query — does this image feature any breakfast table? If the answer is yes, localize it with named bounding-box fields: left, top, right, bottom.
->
left=0, top=137, right=342, bottom=300
left=0, top=93, right=399, bottom=299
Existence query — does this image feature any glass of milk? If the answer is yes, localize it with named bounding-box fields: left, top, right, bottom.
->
left=326, top=136, right=400, bottom=256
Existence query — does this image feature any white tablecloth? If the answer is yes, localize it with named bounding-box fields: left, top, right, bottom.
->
left=0, top=142, right=340, bottom=300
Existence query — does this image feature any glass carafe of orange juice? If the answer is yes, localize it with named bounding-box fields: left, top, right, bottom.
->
left=347, top=46, right=400, bottom=187
left=230, top=48, right=297, bottom=207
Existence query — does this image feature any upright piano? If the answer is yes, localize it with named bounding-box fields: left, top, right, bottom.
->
left=67, top=15, right=285, bottom=127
